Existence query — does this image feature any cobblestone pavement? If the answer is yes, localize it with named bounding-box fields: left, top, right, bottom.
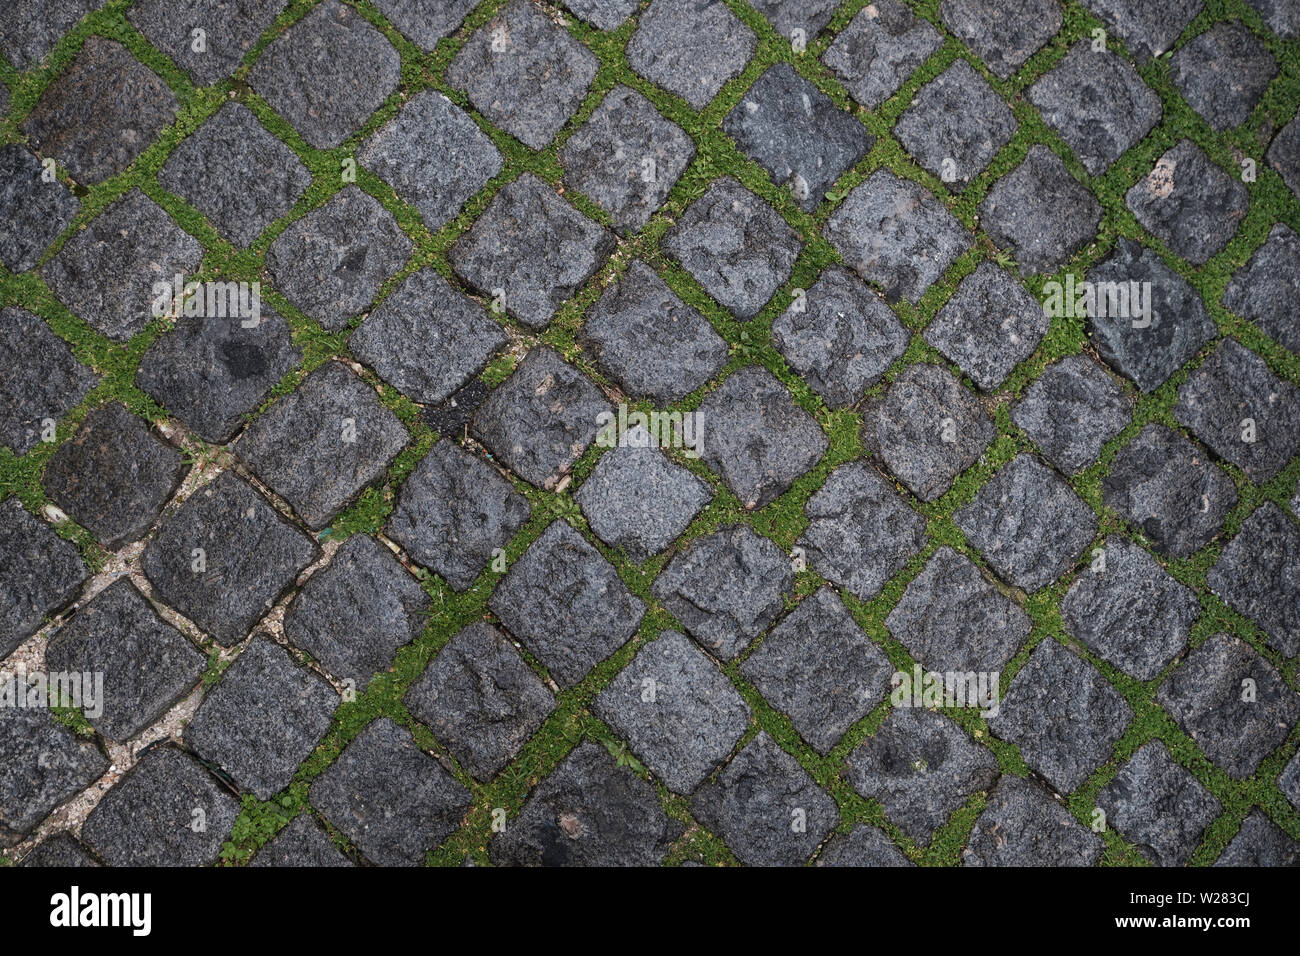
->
left=2, top=0, right=1300, bottom=868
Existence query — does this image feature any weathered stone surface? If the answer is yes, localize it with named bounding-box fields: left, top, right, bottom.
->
left=662, top=178, right=801, bottom=320
left=129, top=0, right=288, bottom=85
left=0, top=497, right=88, bottom=658
left=0, top=706, right=106, bottom=847
left=694, top=367, right=827, bottom=509
left=562, top=0, right=640, bottom=30
left=1268, top=111, right=1300, bottom=201
left=490, top=521, right=645, bottom=687
left=1171, top=22, right=1276, bottom=132
left=964, top=776, right=1103, bottom=865
left=653, top=524, right=793, bottom=660
left=45, top=579, right=205, bottom=742
left=1011, top=355, right=1130, bottom=473
left=1125, top=140, right=1248, bottom=265
left=1223, top=224, right=1300, bottom=354
left=284, top=534, right=429, bottom=688
left=1081, top=0, right=1204, bottom=61
left=749, top=0, right=840, bottom=39
left=627, top=0, right=756, bottom=110
left=406, top=621, right=555, bottom=781
left=1280, top=749, right=1300, bottom=811
left=1214, top=809, right=1300, bottom=866
left=310, top=717, right=472, bottom=866
left=370, top=0, right=477, bottom=49
left=1103, top=424, right=1237, bottom=558
left=0, top=0, right=105, bottom=69
left=250, top=815, right=352, bottom=867
left=822, top=0, right=941, bottom=110
left=0, top=308, right=97, bottom=456
left=817, top=825, right=913, bottom=866
left=940, top=0, right=1061, bottom=78
left=20, top=833, right=101, bottom=867
left=142, top=471, right=318, bottom=645
left=423, top=379, right=491, bottom=437
left=1246, top=0, right=1300, bottom=38
left=1097, top=741, right=1220, bottom=866
left=0, top=145, right=80, bottom=272
left=1208, top=503, right=1300, bottom=658
left=825, top=169, right=971, bottom=303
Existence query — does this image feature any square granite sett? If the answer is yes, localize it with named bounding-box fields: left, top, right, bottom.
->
left=741, top=587, right=894, bottom=754
left=749, top=0, right=841, bottom=39
left=1247, top=0, right=1300, bottom=38
left=0, top=497, right=88, bottom=659
left=694, top=366, right=827, bottom=510
left=371, top=0, right=478, bottom=49
left=44, top=579, right=205, bottom=742
left=0, top=0, right=106, bottom=69
left=23, top=36, right=178, bottom=185
left=1011, top=355, right=1131, bottom=473
left=284, top=534, right=430, bottom=689
left=0, top=145, right=80, bottom=272
left=1170, top=22, right=1276, bottom=133
left=662, top=178, right=802, bottom=320
left=43, top=402, right=186, bottom=550
left=42, top=188, right=203, bottom=342
left=406, top=621, right=555, bottom=782
left=722, top=63, right=873, bottom=211
left=653, top=524, right=793, bottom=660
left=0, top=307, right=97, bottom=456
left=0, top=706, right=107, bottom=847
left=1097, top=741, right=1220, bottom=866
left=816, top=826, right=913, bottom=867
left=822, top=0, right=942, bottom=110
left=560, top=86, right=695, bottom=235
left=964, top=776, right=1103, bottom=865
left=1125, top=141, right=1248, bottom=265
left=159, top=102, right=312, bottom=248
left=627, top=0, right=756, bottom=110
left=988, top=639, right=1133, bottom=794
left=142, top=471, right=319, bottom=645
left=847, top=707, right=1000, bottom=846
left=797, top=461, right=927, bottom=602
left=1281, top=750, right=1300, bottom=811
left=825, top=169, right=971, bottom=303
left=1081, top=0, right=1204, bottom=61
left=265, top=185, right=411, bottom=332
left=1061, top=538, right=1199, bottom=680
left=1215, top=809, right=1300, bottom=866
left=236, top=362, right=408, bottom=530
left=597, top=630, right=750, bottom=793
left=895, top=60, right=1016, bottom=191
left=1268, top=112, right=1300, bottom=201
left=250, top=815, right=352, bottom=867
left=249, top=0, right=400, bottom=149
left=1207, top=503, right=1300, bottom=658
left=20, top=834, right=101, bottom=868
left=489, top=521, right=645, bottom=688
left=939, top=0, right=1062, bottom=78
left=129, top=0, right=289, bottom=86
left=447, top=0, right=598, bottom=151
left=450, top=174, right=615, bottom=330
left=1027, top=41, right=1161, bottom=176
left=1223, top=224, right=1300, bottom=354
left=310, top=717, right=472, bottom=866
left=387, top=440, right=530, bottom=592
left=81, top=746, right=238, bottom=866
left=562, top=0, right=640, bottom=30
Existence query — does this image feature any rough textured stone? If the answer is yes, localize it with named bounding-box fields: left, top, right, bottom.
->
left=925, top=262, right=1047, bottom=390
left=825, top=169, right=971, bottom=303
left=0, top=0, right=105, bottom=69
left=42, top=188, right=203, bottom=342
left=940, top=0, right=1062, bottom=78
left=43, top=402, right=186, bottom=550
left=597, top=630, right=750, bottom=792
left=310, top=717, right=472, bottom=866
left=1097, top=741, right=1220, bottom=866
left=81, top=746, right=237, bottom=866
left=1171, top=22, right=1276, bottom=132
left=249, top=0, right=399, bottom=148
left=490, top=521, right=645, bottom=687
left=1224, top=224, right=1300, bottom=354
left=0, top=308, right=97, bottom=456
left=1246, top=0, right=1300, bottom=38
left=980, top=145, right=1101, bottom=275
left=723, top=63, right=872, bottom=211
left=822, top=0, right=942, bottom=110
left=847, top=707, right=999, bottom=845
left=0, top=145, right=80, bottom=272
left=580, top=261, right=727, bottom=404
left=695, top=367, right=827, bottom=509
left=284, top=534, right=430, bottom=688
left=406, top=622, right=555, bottom=781
left=627, top=0, right=756, bottom=110
left=160, top=102, right=311, bottom=247
left=691, top=733, right=837, bottom=867
left=142, top=471, right=318, bottom=645
left=136, top=308, right=301, bottom=444
left=1062, top=538, right=1199, bottom=680
left=0, top=498, right=88, bottom=658
left=471, top=347, right=612, bottom=490
left=964, top=776, right=1103, bottom=865
left=562, top=0, right=640, bottom=31
left=0, top=706, right=106, bottom=847
left=388, top=440, right=530, bottom=592
left=1157, top=633, right=1300, bottom=779
left=1280, top=750, right=1300, bottom=811
left=742, top=587, right=894, bottom=754
left=817, top=825, right=913, bottom=866
left=1125, top=140, right=1248, bottom=265
left=23, top=36, right=178, bottom=184
left=653, top=524, right=793, bottom=660
left=749, top=0, right=840, bottom=39
left=862, top=363, right=995, bottom=502
left=1207, top=503, right=1300, bottom=658
left=1011, top=355, right=1131, bottom=473
left=237, top=362, right=408, bottom=529
left=447, top=0, right=598, bottom=150
left=250, top=815, right=352, bottom=867
left=491, top=740, right=679, bottom=866
left=20, top=833, right=101, bottom=868
left=1081, top=0, right=1204, bottom=61
left=798, top=461, right=927, bottom=602
left=561, top=86, right=695, bottom=234
left=423, top=379, right=491, bottom=437
left=956, top=454, right=1098, bottom=592
left=771, top=266, right=908, bottom=408
left=129, top=0, right=288, bottom=85
left=1268, top=112, right=1300, bottom=201
left=370, top=0, right=477, bottom=50
left=662, top=178, right=801, bottom=320
left=1103, top=424, right=1237, bottom=558
left=896, top=60, right=1016, bottom=191
left=44, top=579, right=205, bottom=742
left=265, top=185, right=411, bottom=332
left=1028, top=41, right=1161, bottom=175
left=351, top=269, right=506, bottom=407
left=450, top=174, right=614, bottom=330
left=1215, top=809, right=1300, bottom=866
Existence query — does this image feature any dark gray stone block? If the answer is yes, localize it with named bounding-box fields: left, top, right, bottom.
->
left=940, top=0, right=1062, bottom=78
left=0, top=0, right=105, bottom=69
left=627, top=0, right=756, bottom=110
left=822, top=0, right=941, bottom=110
left=749, top=0, right=840, bottom=40
left=1280, top=750, right=1300, bottom=811
left=20, top=833, right=101, bottom=867
left=0, top=307, right=97, bottom=456
left=1207, top=503, right=1300, bottom=658
left=964, top=776, right=1103, bottom=865
left=1171, top=22, right=1276, bottom=132
left=1097, top=741, right=1220, bottom=866
left=0, top=497, right=88, bottom=658
left=1223, top=224, right=1300, bottom=354
left=1080, top=0, right=1204, bottom=61
left=816, top=825, right=912, bottom=866
left=0, top=145, right=80, bottom=272
left=1011, top=355, right=1131, bottom=473
left=562, top=0, right=640, bottom=30
left=370, top=0, right=477, bottom=49
left=1125, top=140, right=1248, bottom=265
left=1268, top=112, right=1300, bottom=201
left=0, top=707, right=106, bottom=847
left=1214, top=809, right=1299, bottom=866
left=129, top=0, right=289, bottom=85
left=250, top=815, right=352, bottom=867
left=1246, top=0, right=1300, bottom=38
